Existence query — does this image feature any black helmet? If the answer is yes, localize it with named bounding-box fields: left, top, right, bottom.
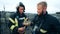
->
left=16, top=2, right=25, bottom=13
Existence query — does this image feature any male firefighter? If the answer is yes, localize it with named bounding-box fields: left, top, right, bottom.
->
left=8, top=2, right=28, bottom=34
left=31, top=1, right=60, bottom=34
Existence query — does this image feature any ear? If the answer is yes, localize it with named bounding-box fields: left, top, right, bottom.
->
left=44, top=7, right=47, bottom=9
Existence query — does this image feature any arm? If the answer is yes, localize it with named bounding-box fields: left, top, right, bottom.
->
left=53, top=18, right=60, bottom=34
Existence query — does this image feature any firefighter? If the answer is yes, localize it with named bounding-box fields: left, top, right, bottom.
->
left=31, top=1, right=60, bottom=34
left=8, top=2, right=28, bottom=34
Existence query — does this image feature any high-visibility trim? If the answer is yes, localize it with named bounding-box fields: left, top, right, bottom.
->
left=9, top=18, right=15, bottom=24
left=40, top=29, right=47, bottom=33
left=9, top=18, right=18, bottom=30
left=10, top=25, right=16, bottom=30
left=15, top=18, right=18, bottom=26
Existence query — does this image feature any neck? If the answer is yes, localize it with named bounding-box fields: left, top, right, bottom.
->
left=43, top=11, right=46, bottom=15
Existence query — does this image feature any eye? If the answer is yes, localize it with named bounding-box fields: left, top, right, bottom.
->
left=38, top=9, right=41, bottom=10
left=21, top=9, right=24, bottom=10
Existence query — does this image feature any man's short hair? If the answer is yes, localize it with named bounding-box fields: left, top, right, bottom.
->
left=37, top=1, right=47, bottom=7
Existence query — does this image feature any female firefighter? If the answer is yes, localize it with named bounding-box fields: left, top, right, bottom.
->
left=8, top=2, right=28, bottom=34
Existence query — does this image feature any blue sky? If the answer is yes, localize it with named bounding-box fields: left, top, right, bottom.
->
left=0, top=0, right=60, bottom=14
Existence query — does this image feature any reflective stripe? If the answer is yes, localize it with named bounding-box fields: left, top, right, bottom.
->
left=10, top=25, right=16, bottom=30
left=9, top=18, right=15, bottom=24
left=9, top=18, right=18, bottom=30
left=19, top=17, right=25, bottom=20
left=40, top=29, right=47, bottom=33
left=15, top=18, right=18, bottom=26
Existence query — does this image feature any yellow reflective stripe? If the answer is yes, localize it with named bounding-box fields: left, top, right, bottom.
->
left=9, top=18, right=15, bottom=24
left=15, top=18, right=18, bottom=26
left=40, top=29, right=47, bottom=33
left=10, top=25, right=16, bottom=30
left=9, top=18, right=18, bottom=30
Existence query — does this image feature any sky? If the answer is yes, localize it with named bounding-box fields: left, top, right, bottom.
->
left=0, top=0, right=60, bottom=14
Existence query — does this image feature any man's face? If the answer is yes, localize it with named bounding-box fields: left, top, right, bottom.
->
left=37, top=5, right=43, bottom=15
left=19, top=6, right=24, bottom=14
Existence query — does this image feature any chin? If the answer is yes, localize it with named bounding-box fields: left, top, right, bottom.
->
left=37, top=12, right=40, bottom=15
left=38, top=14, right=40, bottom=15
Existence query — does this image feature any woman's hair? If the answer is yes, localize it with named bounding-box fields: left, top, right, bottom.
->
left=16, top=2, right=25, bottom=13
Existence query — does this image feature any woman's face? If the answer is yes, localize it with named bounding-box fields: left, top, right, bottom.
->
left=19, top=6, right=24, bottom=14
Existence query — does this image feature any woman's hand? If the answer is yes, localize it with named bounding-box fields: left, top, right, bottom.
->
left=18, top=27, right=25, bottom=34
